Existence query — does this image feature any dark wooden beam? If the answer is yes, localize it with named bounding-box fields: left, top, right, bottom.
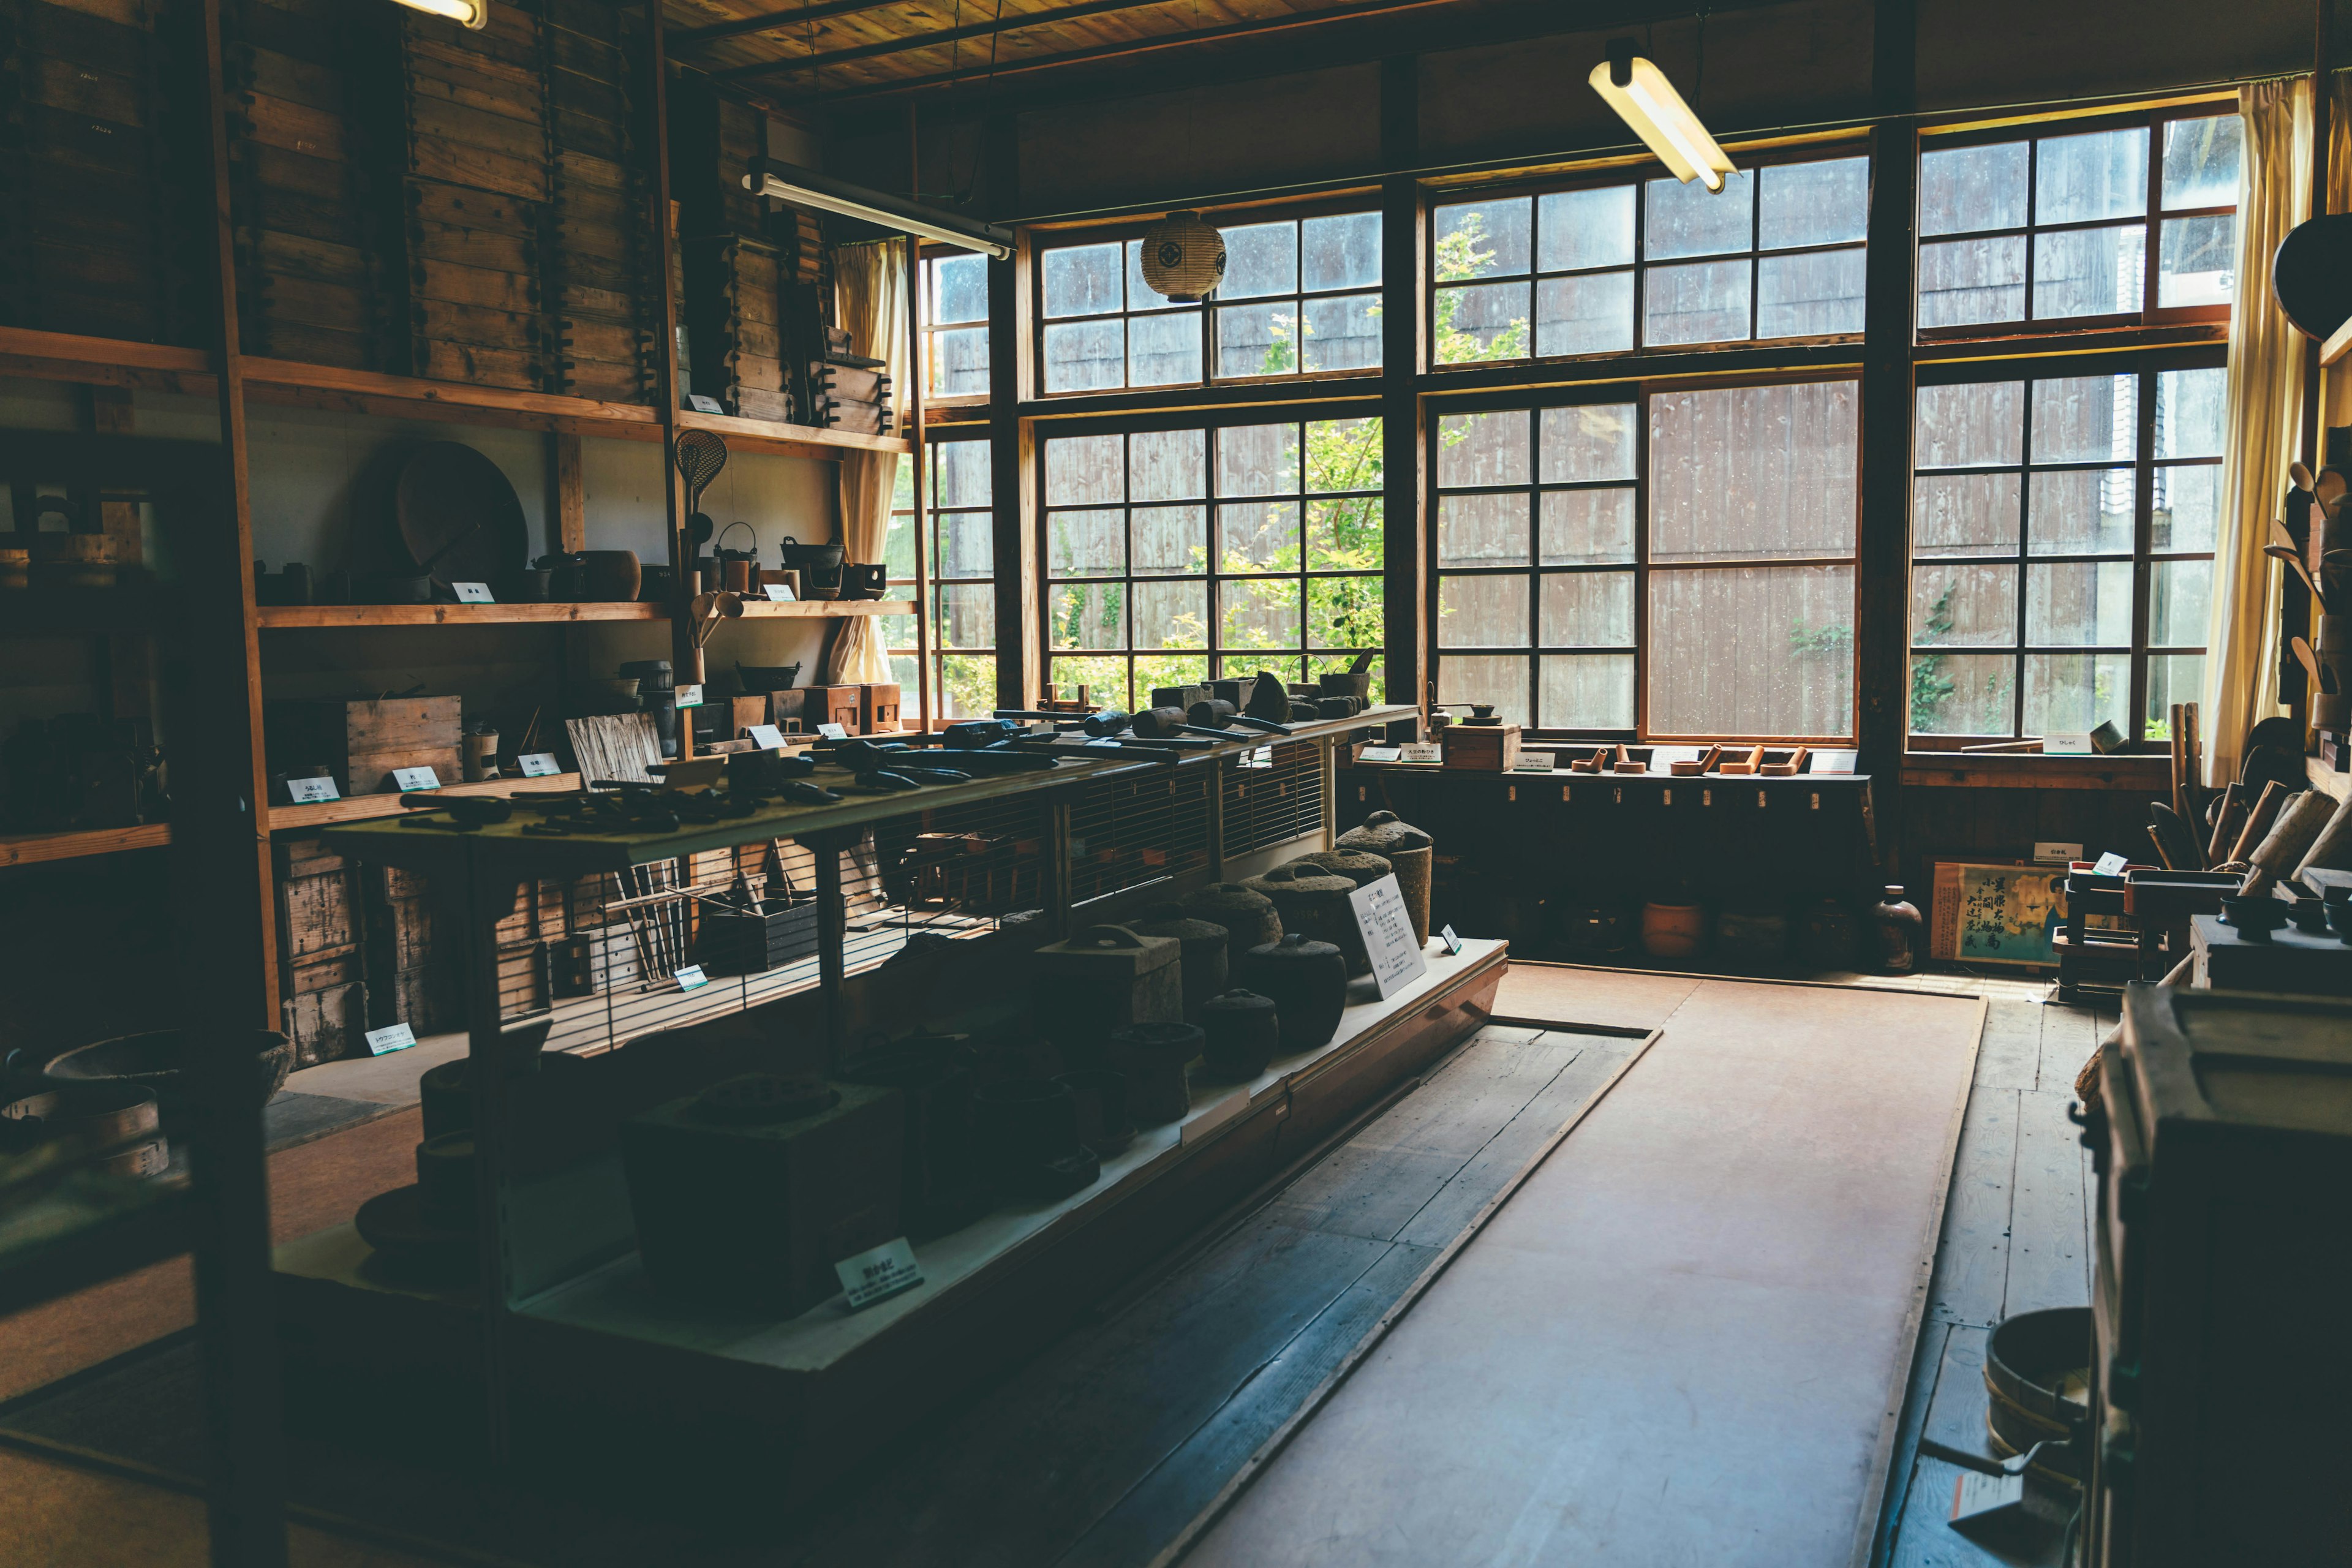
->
left=1379, top=55, right=1423, bottom=713
left=715, top=0, right=1177, bottom=81
left=986, top=113, right=1037, bottom=711
left=669, top=0, right=911, bottom=47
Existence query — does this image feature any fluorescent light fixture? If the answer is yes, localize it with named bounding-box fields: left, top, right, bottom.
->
left=743, top=159, right=1015, bottom=262
left=1588, top=41, right=1734, bottom=192
left=390, top=0, right=487, bottom=29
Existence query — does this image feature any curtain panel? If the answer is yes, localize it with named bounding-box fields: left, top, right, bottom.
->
left=826, top=238, right=910, bottom=685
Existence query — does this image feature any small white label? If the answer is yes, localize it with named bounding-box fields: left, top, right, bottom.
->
left=1512, top=752, right=1553, bottom=772
left=517, top=752, right=561, bottom=777
left=451, top=581, right=495, bottom=603
left=393, top=766, right=440, bottom=791
left=285, top=775, right=339, bottom=804
left=1356, top=745, right=1401, bottom=763
left=818, top=722, right=850, bottom=740
left=1439, top=924, right=1463, bottom=956
left=674, top=684, right=703, bottom=708
left=2034, top=840, right=2084, bottom=864
left=2045, top=731, right=2094, bottom=755
left=674, top=964, right=708, bottom=991
left=685, top=394, right=724, bottom=413
left=364, top=1022, right=416, bottom=1056
left=835, top=1237, right=923, bottom=1311
left=748, top=724, right=786, bottom=750
left=1085, top=735, right=1123, bottom=747
left=762, top=582, right=796, bottom=601
left=2092, top=851, right=2129, bottom=877
left=1400, top=742, right=1441, bottom=763
left=1350, top=874, right=1429, bottom=1000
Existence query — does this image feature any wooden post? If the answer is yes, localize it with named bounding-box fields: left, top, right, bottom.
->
left=984, top=110, right=1035, bottom=714
left=87, top=389, right=153, bottom=721
left=1379, top=59, right=1423, bottom=715
left=813, top=827, right=849, bottom=1058
left=643, top=0, right=695, bottom=696
left=549, top=431, right=586, bottom=554
left=458, top=848, right=516, bottom=1466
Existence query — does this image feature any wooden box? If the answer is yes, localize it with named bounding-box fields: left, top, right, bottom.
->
left=766, top=688, right=807, bottom=731
left=682, top=234, right=788, bottom=421
left=861, top=683, right=901, bottom=733
left=1030, top=924, right=1183, bottom=1070
left=1440, top=722, right=1521, bottom=772
left=695, top=891, right=820, bottom=975
left=268, top=695, right=462, bottom=795
left=806, top=685, right=862, bottom=734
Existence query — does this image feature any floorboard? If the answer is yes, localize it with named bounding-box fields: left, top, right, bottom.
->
left=2002, top=1091, right=2091, bottom=1319
left=1928, top=1088, right=2018, bottom=1330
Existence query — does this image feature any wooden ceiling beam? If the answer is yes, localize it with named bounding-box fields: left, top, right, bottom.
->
left=712, top=0, right=1171, bottom=80
left=669, top=0, right=909, bottom=47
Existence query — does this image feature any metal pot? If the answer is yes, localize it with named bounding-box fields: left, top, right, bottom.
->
left=1240, top=933, right=1347, bottom=1052
left=1199, top=989, right=1280, bottom=1079
left=774, top=535, right=845, bottom=573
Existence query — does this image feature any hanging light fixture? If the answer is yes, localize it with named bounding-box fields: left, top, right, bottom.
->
left=1139, top=211, right=1227, bottom=303
left=389, top=0, right=488, bottom=28
left=1588, top=39, right=1733, bottom=192
left=744, top=159, right=1014, bottom=260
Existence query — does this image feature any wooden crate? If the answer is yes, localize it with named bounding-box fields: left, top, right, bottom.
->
left=808, top=684, right=863, bottom=734
left=861, top=684, right=902, bottom=733
left=282, top=965, right=368, bottom=1068
left=363, top=865, right=461, bottom=1035
left=266, top=695, right=462, bottom=796
left=666, top=69, right=767, bottom=243
left=274, top=835, right=370, bottom=1066
left=682, top=234, right=792, bottom=421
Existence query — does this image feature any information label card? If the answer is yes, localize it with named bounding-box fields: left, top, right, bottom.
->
left=364, top=1022, right=416, bottom=1057
left=1399, top=742, right=1442, bottom=764
left=451, top=581, right=495, bottom=603
left=285, top=775, right=339, bottom=804
left=516, top=753, right=562, bottom=777
left=673, top=964, right=708, bottom=991
left=835, top=1237, right=923, bottom=1311
left=748, top=724, right=786, bottom=751
left=1348, top=873, right=1428, bottom=1000
left=392, top=766, right=440, bottom=792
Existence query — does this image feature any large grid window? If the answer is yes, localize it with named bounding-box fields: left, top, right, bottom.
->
left=1918, top=111, right=2242, bottom=333
left=886, top=437, right=996, bottom=722
left=1429, top=153, right=1868, bottom=366
left=1036, top=209, right=1382, bottom=394
left=922, top=253, right=989, bottom=399
left=1909, top=360, right=2221, bottom=742
left=1434, top=379, right=1858, bottom=739
left=1041, top=416, right=1384, bottom=710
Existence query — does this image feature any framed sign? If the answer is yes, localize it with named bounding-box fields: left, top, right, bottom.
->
left=1928, top=859, right=2065, bottom=968
left=1348, top=874, right=1428, bottom=998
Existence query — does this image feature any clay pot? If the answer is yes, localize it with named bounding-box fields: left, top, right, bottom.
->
left=1639, top=900, right=1706, bottom=960
left=1292, top=846, right=1393, bottom=890
left=1336, top=810, right=1434, bottom=945
left=582, top=549, right=642, bottom=603
left=1714, top=907, right=1789, bottom=964
left=1797, top=899, right=1861, bottom=969
left=1244, top=862, right=1366, bottom=975
left=1128, top=910, right=1231, bottom=1022
left=1108, top=1022, right=1199, bottom=1126
left=1199, top=989, right=1280, bottom=1079
left=1179, top=881, right=1284, bottom=967
left=1054, top=1068, right=1133, bottom=1157
left=1241, top=933, right=1348, bottom=1052
left=972, top=1079, right=1098, bottom=1200
left=1871, top=885, right=1925, bottom=974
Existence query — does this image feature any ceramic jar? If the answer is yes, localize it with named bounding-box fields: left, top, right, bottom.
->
left=1199, top=989, right=1281, bottom=1078
left=1293, top=846, right=1393, bottom=891
left=1714, top=907, right=1789, bottom=964
left=1871, top=885, right=1924, bottom=974
left=1127, top=910, right=1231, bottom=1022
left=582, top=549, right=643, bottom=602
left=1242, top=933, right=1348, bottom=1051
left=1640, top=900, right=1706, bottom=960
left=1336, top=810, right=1434, bottom=944
left=1245, top=862, right=1366, bottom=975
left=1796, top=899, right=1861, bottom=970
left=1107, top=1022, right=1200, bottom=1126
left=1179, top=881, right=1284, bottom=967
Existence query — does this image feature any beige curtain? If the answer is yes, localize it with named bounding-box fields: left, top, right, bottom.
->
left=824, top=238, right=909, bottom=685
left=2206, top=78, right=2311, bottom=786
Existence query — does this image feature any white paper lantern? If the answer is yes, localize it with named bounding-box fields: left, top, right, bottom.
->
left=1139, top=210, right=1227, bottom=303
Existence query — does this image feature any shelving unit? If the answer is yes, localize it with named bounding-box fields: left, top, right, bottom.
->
left=0, top=822, right=173, bottom=868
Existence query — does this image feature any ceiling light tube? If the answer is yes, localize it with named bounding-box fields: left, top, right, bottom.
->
left=390, top=0, right=487, bottom=29
left=744, top=159, right=1016, bottom=262
left=1588, top=42, right=1733, bottom=192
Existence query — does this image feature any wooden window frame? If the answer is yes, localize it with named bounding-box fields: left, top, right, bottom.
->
left=919, top=245, right=991, bottom=409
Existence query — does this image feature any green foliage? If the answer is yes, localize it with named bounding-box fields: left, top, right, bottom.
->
left=1909, top=584, right=1957, bottom=733
left=1788, top=619, right=1853, bottom=657
left=1431, top=214, right=1529, bottom=364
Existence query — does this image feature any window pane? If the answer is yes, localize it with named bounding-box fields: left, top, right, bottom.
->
left=1645, top=169, right=1754, bottom=259
left=2023, top=652, right=2128, bottom=737
left=1221, top=221, right=1296, bottom=300
left=927, top=326, right=989, bottom=397
left=1439, top=654, right=1529, bottom=726
left=1048, top=509, right=1124, bottom=575
left=2032, top=375, right=2136, bottom=463
left=2035, top=127, right=2149, bottom=225
left=1216, top=422, right=1300, bottom=497
left=1438, top=573, right=1528, bottom=646
left=1134, top=654, right=1210, bottom=696
left=1301, top=293, right=1381, bottom=372
left=1911, top=653, right=2016, bottom=735
left=935, top=511, right=992, bottom=578
left=1645, top=258, right=1751, bottom=345
left=1129, top=428, right=1206, bottom=502
left=1306, top=418, right=1382, bottom=494
left=1916, top=381, right=2022, bottom=467
left=1307, top=497, right=1382, bottom=570
left=1046, top=434, right=1123, bottom=505
left=1540, top=488, right=1636, bottom=564
left=1910, top=562, right=2018, bottom=644
left=2150, top=557, right=2211, bottom=646
left=1050, top=582, right=1126, bottom=649
left=1646, top=564, right=1856, bottom=736
left=1438, top=410, right=1530, bottom=487
left=1134, top=579, right=1209, bottom=649
left=1052, top=654, right=1130, bottom=708
left=1913, top=473, right=2021, bottom=557
left=2032, top=223, right=2146, bottom=318
left=2161, top=115, right=2241, bottom=209
left=1123, top=241, right=1186, bottom=312
left=2157, top=367, right=2225, bottom=458
left=1128, top=310, right=1201, bottom=386
left=929, top=254, right=988, bottom=323
left=1221, top=577, right=1301, bottom=650
left=1540, top=403, right=1638, bottom=481
left=1131, top=504, right=1205, bottom=576
left=884, top=511, right=916, bottom=580
left=2158, top=214, right=2236, bottom=307
left=1042, top=243, right=1123, bottom=317
left=2146, top=654, right=2205, bottom=732
left=1438, top=492, right=1529, bottom=567
left=1921, top=141, right=2027, bottom=235
left=1536, top=186, right=1635, bottom=272
left=1216, top=302, right=1297, bottom=377
left=1541, top=570, right=1635, bottom=645
left=1302, top=212, right=1381, bottom=292
left=1760, top=157, right=1869, bottom=248
left=935, top=440, right=993, bottom=508
left=1919, top=236, right=2026, bottom=327
left=937, top=654, right=995, bottom=719
left=1043, top=319, right=1124, bottom=392
left=1650, top=381, right=1858, bottom=562
left=1217, top=500, right=1299, bottom=571
left=1434, top=198, right=1531, bottom=278
left=1308, top=575, right=1383, bottom=649
left=2153, top=464, right=2220, bottom=553
left=1434, top=282, right=1531, bottom=360
left=2027, top=469, right=2135, bottom=554
left=1541, top=654, right=1635, bottom=728
left=2026, top=560, right=2133, bottom=644
left=1536, top=272, right=1635, bottom=356
left=935, top=582, right=995, bottom=647
left=1757, top=247, right=1866, bottom=337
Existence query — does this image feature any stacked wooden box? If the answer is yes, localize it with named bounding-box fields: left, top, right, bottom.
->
left=273, top=836, right=368, bottom=1066
left=491, top=877, right=559, bottom=1020
left=809, top=337, right=893, bottom=435
left=266, top=695, right=461, bottom=796
left=0, top=0, right=205, bottom=345
left=682, top=234, right=788, bottom=420
left=365, top=862, right=460, bottom=1037
left=542, top=0, right=655, bottom=402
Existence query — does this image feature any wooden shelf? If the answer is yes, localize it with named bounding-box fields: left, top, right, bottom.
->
left=269, top=774, right=583, bottom=834
left=257, top=602, right=663, bottom=628
left=677, top=406, right=911, bottom=459
left=0, top=821, right=172, bottom=868
left=736, top=598, right=914, bottom=617
left=0, top=325, right=213, bottom=394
